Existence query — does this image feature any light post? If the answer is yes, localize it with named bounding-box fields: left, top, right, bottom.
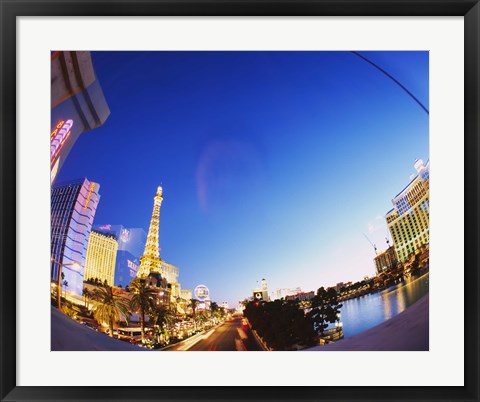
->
left=51, top=258, right=81, bottom=310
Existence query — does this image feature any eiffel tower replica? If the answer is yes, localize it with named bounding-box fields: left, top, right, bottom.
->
left=137, top=186, right=163, bottom=279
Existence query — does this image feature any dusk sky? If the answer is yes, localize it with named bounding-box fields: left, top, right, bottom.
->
left=56, top=51, right=429, bottom=307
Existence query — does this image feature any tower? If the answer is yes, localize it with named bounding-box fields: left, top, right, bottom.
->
left=137, top=186, right=163, bottom=278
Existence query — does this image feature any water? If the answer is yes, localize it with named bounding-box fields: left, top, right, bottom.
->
left=339, top=273, right=429, bottom=338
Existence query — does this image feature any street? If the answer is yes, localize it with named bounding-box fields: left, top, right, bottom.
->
left=168, top=316, right=263, bottom=351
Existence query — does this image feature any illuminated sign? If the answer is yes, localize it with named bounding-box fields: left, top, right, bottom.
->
left=84, top=183, right=96, bottom=210
left=50, top=119, right=73, bottom=165
left=194, top=285, right=210, bottom=301
left=128, top=260, right=138, bottom=278
left=50, top=157, right=60, bottom=184
left=98, top=224, right=112, bottom=230
left=120, top=229, right=130, bottom=243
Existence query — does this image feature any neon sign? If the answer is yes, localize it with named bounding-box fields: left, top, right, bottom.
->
left=50, top=157, right=60, bottom=184
left=98, top=224, right=112, bottom=230
left=51, top=119, right=73, bottom=165
left=194, top=285, right=210, bottom=301
left=84, top=183, right=96, bottom=210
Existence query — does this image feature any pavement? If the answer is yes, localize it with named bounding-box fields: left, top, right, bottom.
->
left=306, top=293, right=429, bottom=351
left=51, top=306, right=144, bottom=351
left=52, top=308, right=262, bottom=352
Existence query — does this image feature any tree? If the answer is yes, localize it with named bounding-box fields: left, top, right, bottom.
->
left=82, top=287, right=92, bottom=308
left=129, top=279, right=158, bottom=344
left=149, top=304, right=174, bottom=344
left=307, top=287, right=343, bottom=336
left=90, top=285, right=130, bottom=337
left=189, top=298, right=199, bottom=318
left=189, top=299, right=200, bottom=330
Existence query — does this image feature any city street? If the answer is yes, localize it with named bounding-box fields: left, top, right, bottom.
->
left=168, top=316, right=263, bottom=351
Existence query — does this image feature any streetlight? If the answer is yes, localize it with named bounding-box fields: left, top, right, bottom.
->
left=51, top=258, right=81, bottom=310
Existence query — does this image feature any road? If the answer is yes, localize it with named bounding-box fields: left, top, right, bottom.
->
left=168, top=316, right=264, bottom=351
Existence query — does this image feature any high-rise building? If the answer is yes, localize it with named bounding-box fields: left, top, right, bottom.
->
left=51, top=51, right=110, bottom=184
left=93, top=224, right=147, bottom=288
left=94, top=224, right=147, bottom=258
left=84, top=230, right=118, bottom=286
left=386, top=160, right=430, bottom=262
left=112, top=251, right=139, bottom=288
left=51, top=178, right=100, bottom=296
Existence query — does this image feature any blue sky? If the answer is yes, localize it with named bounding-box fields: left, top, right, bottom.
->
left=56, top=51, right=429, bottom=307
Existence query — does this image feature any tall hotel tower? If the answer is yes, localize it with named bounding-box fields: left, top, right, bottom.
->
left=386, top=160, right=430, bottom=262
left=51, top=178, right=100, bottom=296
left=84, top=230, right=118, bottom=286
left=137, top=186, right=164, bottom=278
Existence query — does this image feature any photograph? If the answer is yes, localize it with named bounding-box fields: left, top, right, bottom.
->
left=50, top=50, right=429, bottom=352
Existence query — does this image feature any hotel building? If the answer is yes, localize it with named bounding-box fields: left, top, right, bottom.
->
left=93, top=224, right=147, bottom=288
left=374, top=246, right=397, bottom=275
left=180, top=289, right=192, bottom=301
left=51, top=51, right=110, bottom=184
left=51, top=178, right=100, bottom=296
left=84, top=230, right=118, bottom=286
left=386, top=160, right=430, bottom=262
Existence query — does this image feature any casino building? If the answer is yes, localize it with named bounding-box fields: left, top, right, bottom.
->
left=83, top=230, right=118, bottom=286
left=386, top=160, right=430, bottom=262
left=51, top=51, right=110, bottom=184
left=93, top=224, right=147, bottom=288
left=51, top=178, right=100, bottom=296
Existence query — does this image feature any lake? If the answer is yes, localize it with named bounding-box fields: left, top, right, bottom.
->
left=339, top=273, right=429, bottom=338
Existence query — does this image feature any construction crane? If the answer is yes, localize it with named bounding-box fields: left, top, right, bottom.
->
left=363, top=233, right=377, bottom=255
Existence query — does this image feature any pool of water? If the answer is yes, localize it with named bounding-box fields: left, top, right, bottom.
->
left=339, top=273, right=429, bottom=338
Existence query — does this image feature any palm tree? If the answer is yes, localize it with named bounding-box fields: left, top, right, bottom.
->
left=150, top=304, right=174, bottom=344
left=82, top=287, right=91, bottom=309
left=189, top=298, right=199, bottom=317
left=189, top=298, right=200, bottom=330
left=129, top=279, right=158, bottom=344
left=90, top=285, right=130, bottom=337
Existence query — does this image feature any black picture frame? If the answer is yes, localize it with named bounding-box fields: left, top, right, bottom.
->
left=1, top=1, right=478, bottom=401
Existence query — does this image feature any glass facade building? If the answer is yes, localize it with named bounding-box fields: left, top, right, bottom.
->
left=113, top=250, right=140, bottom=288
left=51, top=51, right=110, bottom=184
left=93, top=224, right=147, bottom=288
left=51, top=178, right=100, bottom=296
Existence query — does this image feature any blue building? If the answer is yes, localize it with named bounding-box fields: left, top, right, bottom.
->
left=50, top=51, right=110, bottom=185
left=51, top=178, right=100, bottom=296
left=93, top=224, right=147, bottom=287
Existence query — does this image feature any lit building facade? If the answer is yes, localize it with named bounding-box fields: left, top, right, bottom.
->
left=51, top=178, right=100, bottom=296
left=93, top=224, right=147, bottom=288
left=180, top=289, right=192, bottom=301
left=51, top=51, right=110, bottom=184
left=386, top=160, right=430, bottom=262
left=84, top=230, right=118, bottom=286
left=374, top=246, right=397, bottom=275
left=113, top=251, right=139, bottom=288
left=252, top=278, right=270, bottom=302
left=285, top=291, right=315, bottom=301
